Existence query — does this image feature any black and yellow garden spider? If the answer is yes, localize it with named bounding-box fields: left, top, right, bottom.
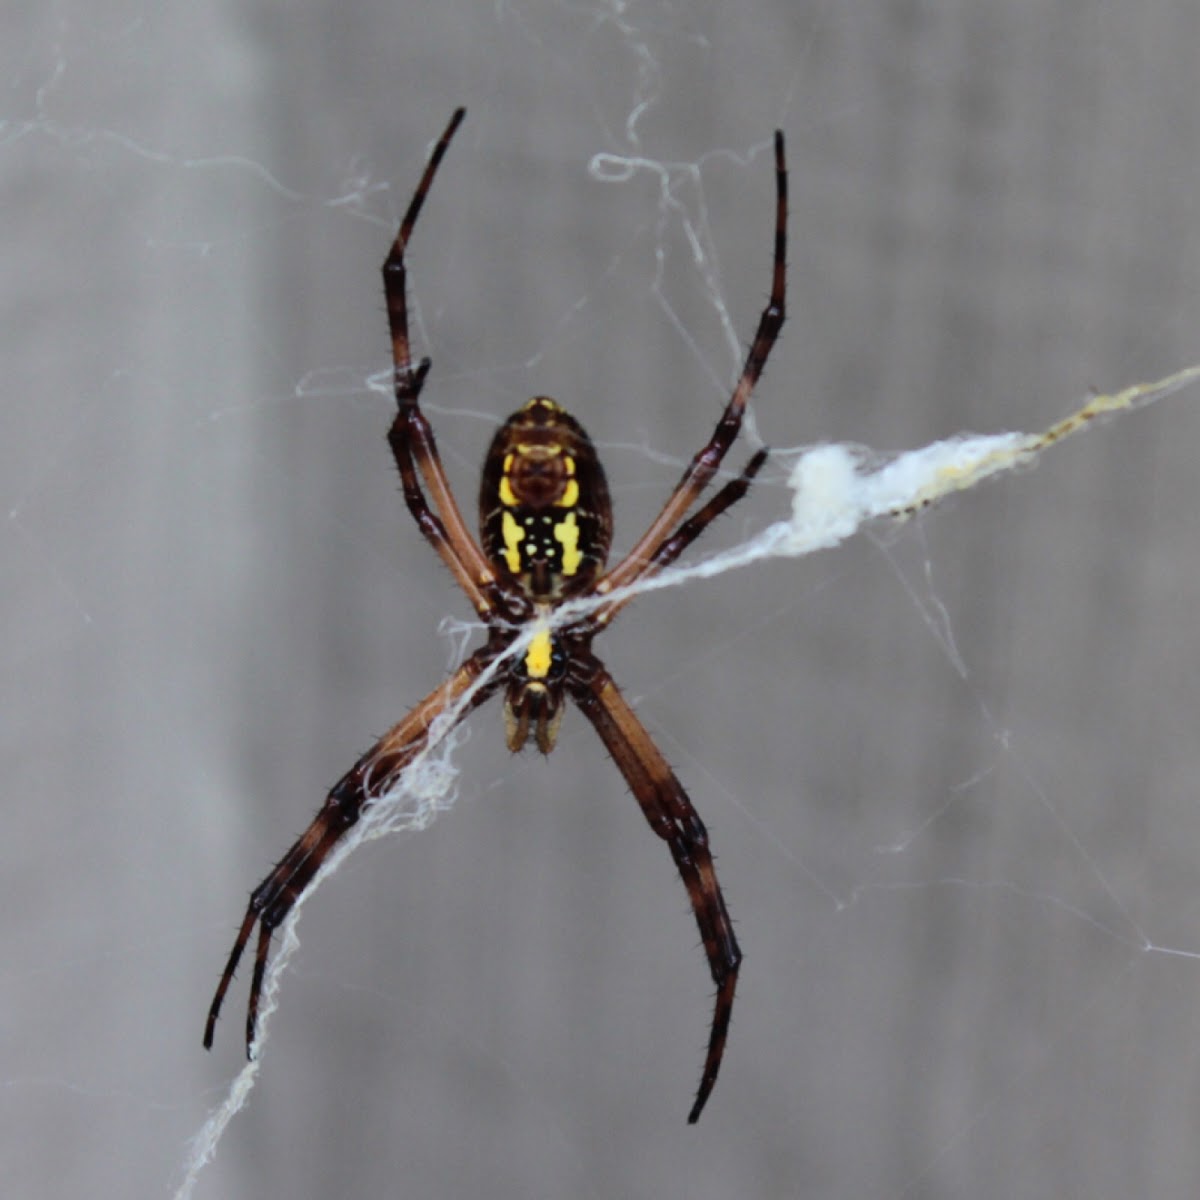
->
left=204, top=108, right=787, bottom=1124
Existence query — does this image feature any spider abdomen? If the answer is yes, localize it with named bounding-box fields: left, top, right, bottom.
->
left=479, top=397, right=612, bottom=600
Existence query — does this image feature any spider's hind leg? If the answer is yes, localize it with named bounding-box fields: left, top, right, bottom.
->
left=203, top=792, right=359, bottom=1053
left=204, top=651, right=501, bottom=1055
left=568, top=654, right=741, bottom=1123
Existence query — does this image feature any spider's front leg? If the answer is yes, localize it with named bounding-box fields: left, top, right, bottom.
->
left=204, top=651, right=499, bottom=1055
left=600, top=128, right=787, bottom=597
left=379, top=108, right=509, bottom=621
left=568, top=652, right=741, bottom=1124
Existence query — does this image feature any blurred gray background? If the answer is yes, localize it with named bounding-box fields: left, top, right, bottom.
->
left=6, top=1, right=1200, bottom=1197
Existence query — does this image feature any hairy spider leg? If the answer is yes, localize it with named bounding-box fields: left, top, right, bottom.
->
left=597, top=129, right=787, bottom=603
left=589, top=447, right=769, bottom=630
left=382, top=108, right=504, bottom=620
left=569, top=654, right=741, bottom=1124
left=203, top=654, right=500, bottom=1053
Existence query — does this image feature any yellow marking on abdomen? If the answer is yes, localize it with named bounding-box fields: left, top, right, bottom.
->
left=553, top=511, right=583, bottom=575
left=499, top=454, right=517, bottom=506
left=501, top=510, right=524, bottom=573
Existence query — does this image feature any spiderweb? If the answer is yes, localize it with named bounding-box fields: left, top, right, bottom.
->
left=8, top=3, right=1200, bottom=1199
left=175, top=364, right=1200, bottom=1197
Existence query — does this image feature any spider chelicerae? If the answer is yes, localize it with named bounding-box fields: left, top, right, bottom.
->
left=204, top=108, right=787, bottom=1124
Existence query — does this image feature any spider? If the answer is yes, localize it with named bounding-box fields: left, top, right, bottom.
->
left=204, top=108, right=787, bottom=1125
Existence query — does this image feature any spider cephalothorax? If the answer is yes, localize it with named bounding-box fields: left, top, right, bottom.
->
left=204, top=108, right=787, bottom=1124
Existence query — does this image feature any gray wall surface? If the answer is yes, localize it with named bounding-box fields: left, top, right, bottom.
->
left=6, top=2, right=1200, bottom=1197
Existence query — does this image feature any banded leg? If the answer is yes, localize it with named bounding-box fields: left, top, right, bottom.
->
left=383, top=107, right=465, bottom=386
left=592, top=447, right=768, bottom=628
left=381, top=109, right=501, bottom=618
left=569, top=653, right=741, bottom=1124
left=387, top=402, right=504, bottom=620
left=204, top=648, right=500, bottom=1054
left=602, top=130, right=787, bottom=595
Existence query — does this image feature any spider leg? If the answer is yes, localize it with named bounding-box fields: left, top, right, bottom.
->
left=568, top=653, right=741, bottom=1124
left=592, top=447, right=768, bottom=629
left=204, top=647, right=501, bottom=1055
left=381, top=109, right=504, bottom=619
left=387, top=399, right=507, bottom=620
left=601, top=130, right=786, bottom=596
left=383, top=107, right=465, bottom=385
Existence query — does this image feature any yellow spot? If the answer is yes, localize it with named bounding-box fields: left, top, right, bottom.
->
left=553, top=511, right=583, bottom=575
left=499, top=455, right=517, bottom=506
left=526, top=629, right=553, bottom=679
left=501, top=510, right=524, bottom=573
